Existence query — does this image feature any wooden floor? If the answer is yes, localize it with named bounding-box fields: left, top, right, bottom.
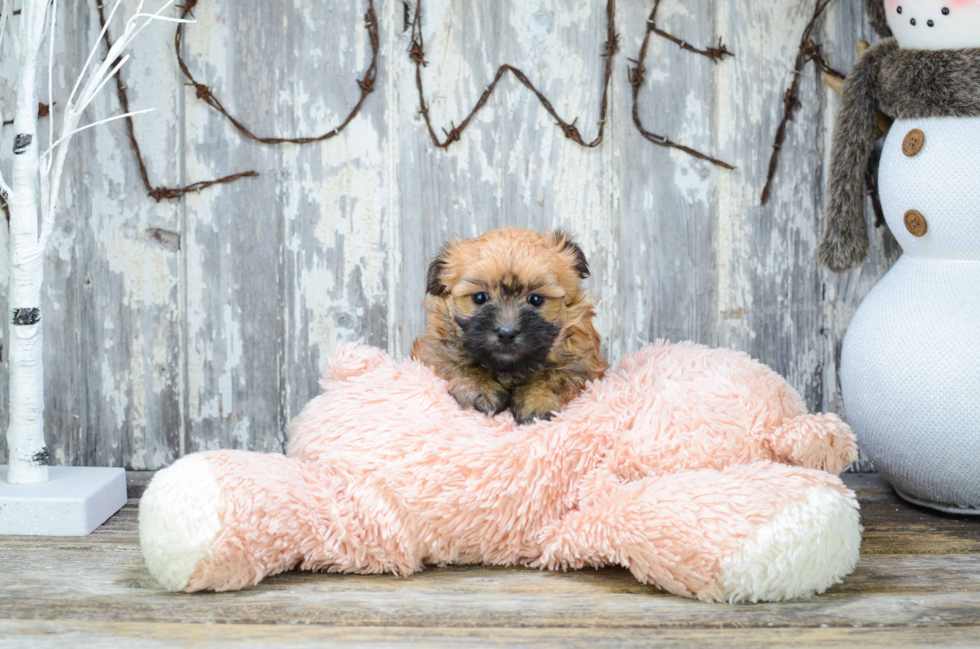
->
left=1, top=474, right=979, bottom=648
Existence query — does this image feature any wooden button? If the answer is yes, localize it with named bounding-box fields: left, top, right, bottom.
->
left=904, top=210, right=928, bottom=237
left=902, top=129, right=925, bottom=156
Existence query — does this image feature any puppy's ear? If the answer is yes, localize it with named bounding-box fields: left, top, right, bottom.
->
left=551, top=229, right=590, bottom=279
left=426, top=245, right=451, bottom=296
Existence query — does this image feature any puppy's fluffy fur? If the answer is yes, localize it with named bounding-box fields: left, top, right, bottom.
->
left=412, top=228, right=607, bottom=424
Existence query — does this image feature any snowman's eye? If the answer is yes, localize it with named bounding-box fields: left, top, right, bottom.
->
left=942, top=7, right=950, bottom=15
left=897, top=5, right=902, bottom=13
left=928, top=19, right=934, bottom=26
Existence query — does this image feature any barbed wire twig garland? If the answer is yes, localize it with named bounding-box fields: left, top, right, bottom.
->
left=628, top=0, right=735, bottom=170
left=97, top=0, right=380, bottom=201
left=646, top=0, right=733, bottom=63
left=759, top=0, right=844, bottom=205
left=408, top=0, right=617, bottom=149
left=100, top=0, right=747, bottom=199
left=97, top=3, right=257, bottom=202
left=174, top=0, right=379, bottom=146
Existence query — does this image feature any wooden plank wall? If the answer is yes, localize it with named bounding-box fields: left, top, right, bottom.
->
left=0, top=0, right=896, bottom=470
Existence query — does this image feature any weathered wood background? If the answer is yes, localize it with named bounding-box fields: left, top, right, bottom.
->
left=0, top=0, right=897, bottom=471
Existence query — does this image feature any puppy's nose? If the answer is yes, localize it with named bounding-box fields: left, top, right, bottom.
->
left=495, top=326, right=519, bottom=343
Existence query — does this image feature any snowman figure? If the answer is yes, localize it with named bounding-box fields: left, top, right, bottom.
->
left=820, top=0, right=980, bottom=513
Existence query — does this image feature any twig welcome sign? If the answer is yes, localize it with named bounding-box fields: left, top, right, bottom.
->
left=104, top=0, right=753, bottom=203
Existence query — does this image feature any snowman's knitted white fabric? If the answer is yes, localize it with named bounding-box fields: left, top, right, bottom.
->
left=841, top=259, right=980, bottom=513
left=841, top=117, right=980, bottom=514
left=878, top=117, right=980, bottom=262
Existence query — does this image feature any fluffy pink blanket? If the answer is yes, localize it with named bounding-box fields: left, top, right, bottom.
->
left=139, top=341, right=861, bottom=603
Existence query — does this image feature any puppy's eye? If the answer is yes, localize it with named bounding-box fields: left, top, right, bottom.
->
left=527, top=294, right=544, bottom=307
left=472, top=292, right=489, bottom=305
left=942, top=7, right=949, bottom=15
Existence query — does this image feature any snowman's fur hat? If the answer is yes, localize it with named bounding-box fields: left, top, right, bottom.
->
left=821, top=41, right=980, bottom=271
left=866, top=0, right=892, bottom=38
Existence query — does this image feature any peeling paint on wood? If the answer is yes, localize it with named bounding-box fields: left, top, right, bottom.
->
left=145, top=228, right=180, bottom=252
left=0, top=0, right=893, bottom=470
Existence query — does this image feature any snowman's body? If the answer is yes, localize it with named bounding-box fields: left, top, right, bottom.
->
left=841, top=116, right=980, bottom=513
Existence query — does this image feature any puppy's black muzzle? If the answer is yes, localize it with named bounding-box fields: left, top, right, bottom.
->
left=456, top=304, right=560, bottom=375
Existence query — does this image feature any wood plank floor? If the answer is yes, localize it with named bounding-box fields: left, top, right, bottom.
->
left=1, top=473, right=978, bottom=648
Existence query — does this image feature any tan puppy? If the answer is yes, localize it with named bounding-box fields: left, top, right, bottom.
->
left=412, top=228, right=607, bottom=424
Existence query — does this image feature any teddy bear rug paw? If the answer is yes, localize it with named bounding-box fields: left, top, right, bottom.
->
left=716, top=485, right=862, bottom=603
left=139, top=454, right=222, bottom=592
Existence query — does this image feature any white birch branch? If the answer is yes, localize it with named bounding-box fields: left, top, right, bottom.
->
left=5, top=0, right=51, bottom=484
left=5, top=0, right=188, bottom=484
left=0, top=0, right=14, bottom=210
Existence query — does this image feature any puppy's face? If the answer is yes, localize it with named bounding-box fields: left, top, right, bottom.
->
left=426, top=228, right=591, bottom=375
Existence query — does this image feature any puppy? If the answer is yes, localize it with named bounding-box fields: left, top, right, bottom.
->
left=412, top=228, right=607, bottom=424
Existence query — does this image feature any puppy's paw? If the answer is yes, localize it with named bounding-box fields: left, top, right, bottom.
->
left=449, top=376, right=510, bottom=416
left=471, top=390, right=510, bottom=416
left=511, top=407, right=554, bottom=426
left=509, top=385, right=564, bottom=425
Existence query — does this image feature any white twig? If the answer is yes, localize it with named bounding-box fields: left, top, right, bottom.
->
left=47, top=0, right=57, bottom=154
left=38, top=0, right=59, bottom=233
left=0, top=0, right=9, bottom=57
left=80, top=53, right=130, bottom=114
left=0, top=0, right=12, bottom=211
left=44, top=108, right=155, bottom=155
left=4, top=0, right=19, bottom=65
left=129, top=14, right=190, bottom=24
left=38, top=0, right=189, bottom=252
left=65, top=0, right=123, bottom=115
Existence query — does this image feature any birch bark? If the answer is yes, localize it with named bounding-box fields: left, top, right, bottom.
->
left=5, top=0, right=48, bottom=484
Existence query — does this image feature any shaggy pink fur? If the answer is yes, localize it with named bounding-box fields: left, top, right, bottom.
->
left=143, top=341, right=860, bottom=601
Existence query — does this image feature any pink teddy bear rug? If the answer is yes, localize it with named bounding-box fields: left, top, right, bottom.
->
left=139, top=341, right=861, bottom=603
